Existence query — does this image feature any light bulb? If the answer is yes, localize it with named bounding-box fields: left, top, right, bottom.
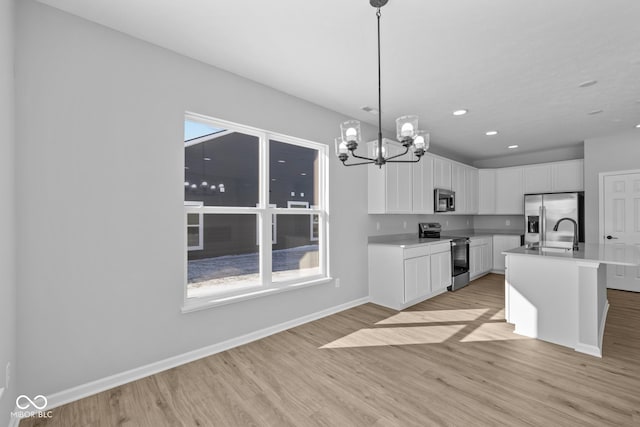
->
left=200, top=181, right=208, bottom=187
left=414, top=136, right=425, bottom=149
left=345, top=127, right=358, bottom=142
left=339, top=142, right=348, bottom=154
left=190, top=184, right=197, bottom=189
left=401, top=122, right=414, bottom=137
left=219, top=184, right=225, bottom=193
left=184, top=181, right=190, bottom=187
left=210, top=185, right=216, bottom=190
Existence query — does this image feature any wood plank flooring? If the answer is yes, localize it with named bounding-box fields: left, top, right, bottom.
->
left=21, top=274, right=640, bottom=426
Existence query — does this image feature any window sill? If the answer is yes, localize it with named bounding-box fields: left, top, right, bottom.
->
left=181, top=276, right=333, bottom=314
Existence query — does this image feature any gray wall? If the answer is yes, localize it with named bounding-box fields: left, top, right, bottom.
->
left=0, top=0, right=16, bottom=424
left=15, top=0, right=371, bottom=398
left=473, top=215, right=524, bottom=232
left=473, top=144, right=584, bottom=169
left=584, top=130, right=640, bottom=243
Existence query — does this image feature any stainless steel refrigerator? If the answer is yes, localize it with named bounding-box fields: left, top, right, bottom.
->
left=524, top=192, right=584, bottom=249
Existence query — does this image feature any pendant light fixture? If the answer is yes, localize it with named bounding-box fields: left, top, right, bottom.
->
left=335, top=0, right=429, bottom=168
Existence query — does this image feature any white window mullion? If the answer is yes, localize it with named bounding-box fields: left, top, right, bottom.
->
left=259, top=133, right=272, bottom=286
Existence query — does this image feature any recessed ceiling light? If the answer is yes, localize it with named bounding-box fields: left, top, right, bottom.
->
left=485, top=130, right=498, bottom=136
left=184, top=166, right=189, bottom=170
left=361, top=106, right=379, bottom=115
left=635, top=124, right=640, bottom=128
left=203, top=157, right=211, bottom=161
left=278, top=160, right=286, bottom=163
left=578, top=80, right=598, bottom=88
left=508, top=145, right=519, bottom=149
left=271, top=178, right=276, bottom=181
left=300, top=173, right=307, bottom=176
left=453, top=109, right=468, bottom=116
left=588, top=109, right=603, bottom=115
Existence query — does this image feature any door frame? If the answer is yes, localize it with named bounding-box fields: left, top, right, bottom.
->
left=598, top=168, right=640, bottom=244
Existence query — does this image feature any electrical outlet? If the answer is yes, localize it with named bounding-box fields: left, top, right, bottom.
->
left=376, top=222, right=380, bottom=231
left=403, top=221, right=407, bottom=229
left=506, top=219, right=511, bottom=226
left=466, top=219, right=470, bottom=226
left=335, top=278, right=340, bottom=288
left=446, top=220, right=449, bottom=227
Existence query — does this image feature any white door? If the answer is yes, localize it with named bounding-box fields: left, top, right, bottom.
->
left=602, top=172, right=640, bottom=291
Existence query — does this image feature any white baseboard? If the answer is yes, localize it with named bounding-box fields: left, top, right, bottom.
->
left=40, top=296, right=369, bottom=413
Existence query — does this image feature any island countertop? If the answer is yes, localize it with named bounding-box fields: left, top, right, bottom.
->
left=504, top=243, right=640, bottom=267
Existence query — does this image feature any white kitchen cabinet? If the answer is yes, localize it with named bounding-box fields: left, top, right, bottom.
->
left=495, top=167, right=524, bottom=214
left=552, top=159, right=583, bottom=192
left=433, top=157, right=452, bottom=190
left=478, top=169, right=496, bottom=214
left=404, top=255, right=430, bottom=302
left=492, top=235, right=522, bottom=273
left=466, top=166, right=479, bottom=214
left=452, top=162, right=466, bottom=213
left=430, top=242, right=452, bottom=292
left=523, top=159, right=584, bottom=194
left=470, top=236, right=493, bottom=280
left=412, top=153, right=434, bottom=214
left=523, top=164, right=553, bottom=194
left=368, top=139, right=413, bottom=213
left=369, top=242, right=450, bottom=310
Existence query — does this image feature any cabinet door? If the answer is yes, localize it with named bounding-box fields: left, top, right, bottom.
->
left=469, top=245, right=482, bottom=279
left=431, top=251, right=452, bottom=292
left=433, top=157, right=452, bottom=190
left=466, top=167, right=479, bottom=214
left=412, top=154, right=434, bottom=214
left=385, top=144, right=413, bottom=213
left=495, top=168, right=524, bottom=214
left=492, top=235, right=521, bottom=272
left=478, top=169, right=496, bottom=214
left=404, top=256, right=430, bottom=303
left=481, top=241, right=493, bottom=273
left=552, top=160, right=583, bottom=192
left=452, top=163, right=466, bottom=213
left=523, top=164, right=552, bottom=194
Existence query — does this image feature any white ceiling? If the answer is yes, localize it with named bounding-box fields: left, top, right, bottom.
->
left=37, top=0, right=640, bottom=162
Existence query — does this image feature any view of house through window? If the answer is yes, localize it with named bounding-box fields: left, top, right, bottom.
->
left=184, top=115, right=326, bottom=300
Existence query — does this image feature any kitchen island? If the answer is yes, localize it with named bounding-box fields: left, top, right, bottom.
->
left=503, top=243, right=640, bottom=357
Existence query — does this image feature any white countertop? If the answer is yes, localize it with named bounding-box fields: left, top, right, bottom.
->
left=368, top=229, right=523, bottom=248
left=504, top=243, right=640, bottom=267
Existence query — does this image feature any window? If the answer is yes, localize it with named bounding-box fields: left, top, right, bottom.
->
left=183, top=113, right=328, bottom=305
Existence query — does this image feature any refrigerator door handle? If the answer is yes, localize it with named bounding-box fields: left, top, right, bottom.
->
left=540, top=205, right=545, bottom=245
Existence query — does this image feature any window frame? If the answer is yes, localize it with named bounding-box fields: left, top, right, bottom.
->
left=185, top=201, right=204, bottom=251
left=182, top=112, right=329, bottom=311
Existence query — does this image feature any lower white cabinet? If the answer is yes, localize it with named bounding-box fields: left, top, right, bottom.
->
left=470, top=236, right=493, bottom=280
left=431, top=242, right=452, bottom=292
left=492, top=235, right=522, bottom=273
left=369, top=241, right=451, bottom=310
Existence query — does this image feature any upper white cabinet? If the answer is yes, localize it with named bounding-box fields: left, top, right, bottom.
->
left=523, top=159, right=584, bottom=194
left=466, top=166, right=479, bottom=214
left=368, top=140, right=413, bottom=213
left=552, top=160, right=583, bottom=192
left=523, top=164, right=553, bottom=194
left=451, top=162, right=466, bottom=213
left=412, top=154, right=434, bottom=214
left=495, top=167, right=524, bottom=214
left=433, top=157, right=452, bottom=190
left=478, top=169, right=496, bottom=214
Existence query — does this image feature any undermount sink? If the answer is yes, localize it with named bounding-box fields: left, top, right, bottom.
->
left=540, top=246, right=574, bottom=253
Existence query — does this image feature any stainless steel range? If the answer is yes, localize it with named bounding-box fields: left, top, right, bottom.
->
left=418, top=223, right=471, bottom=291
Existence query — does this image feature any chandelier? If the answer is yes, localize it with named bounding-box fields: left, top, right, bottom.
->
left=335, top=0, right=429, bottom=168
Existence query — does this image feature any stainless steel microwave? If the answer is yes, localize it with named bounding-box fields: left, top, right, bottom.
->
left=434, top=188, right=455, bottom=212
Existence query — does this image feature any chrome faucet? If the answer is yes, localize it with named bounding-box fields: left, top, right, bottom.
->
left=553, top=217, right=579, bottom=251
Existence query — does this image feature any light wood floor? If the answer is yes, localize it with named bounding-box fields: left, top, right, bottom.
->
left=22, top=274, right=640, bottom=426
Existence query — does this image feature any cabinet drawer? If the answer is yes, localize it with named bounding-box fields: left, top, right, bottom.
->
left=404, top=245, right=430, bottom=259
left=430, top=242, right=451, bottom=254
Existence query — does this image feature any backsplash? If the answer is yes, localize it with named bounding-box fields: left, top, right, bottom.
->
left=368, top=214, right=474, bottom=236
left=368, top=214, right=524, bottom=236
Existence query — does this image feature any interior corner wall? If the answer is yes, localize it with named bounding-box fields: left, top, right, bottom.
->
left=584, top=130, right=640, bottom=243
left=15, top=0, right=371, bottom=398
left=0, top=0, right=16, bottom=423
